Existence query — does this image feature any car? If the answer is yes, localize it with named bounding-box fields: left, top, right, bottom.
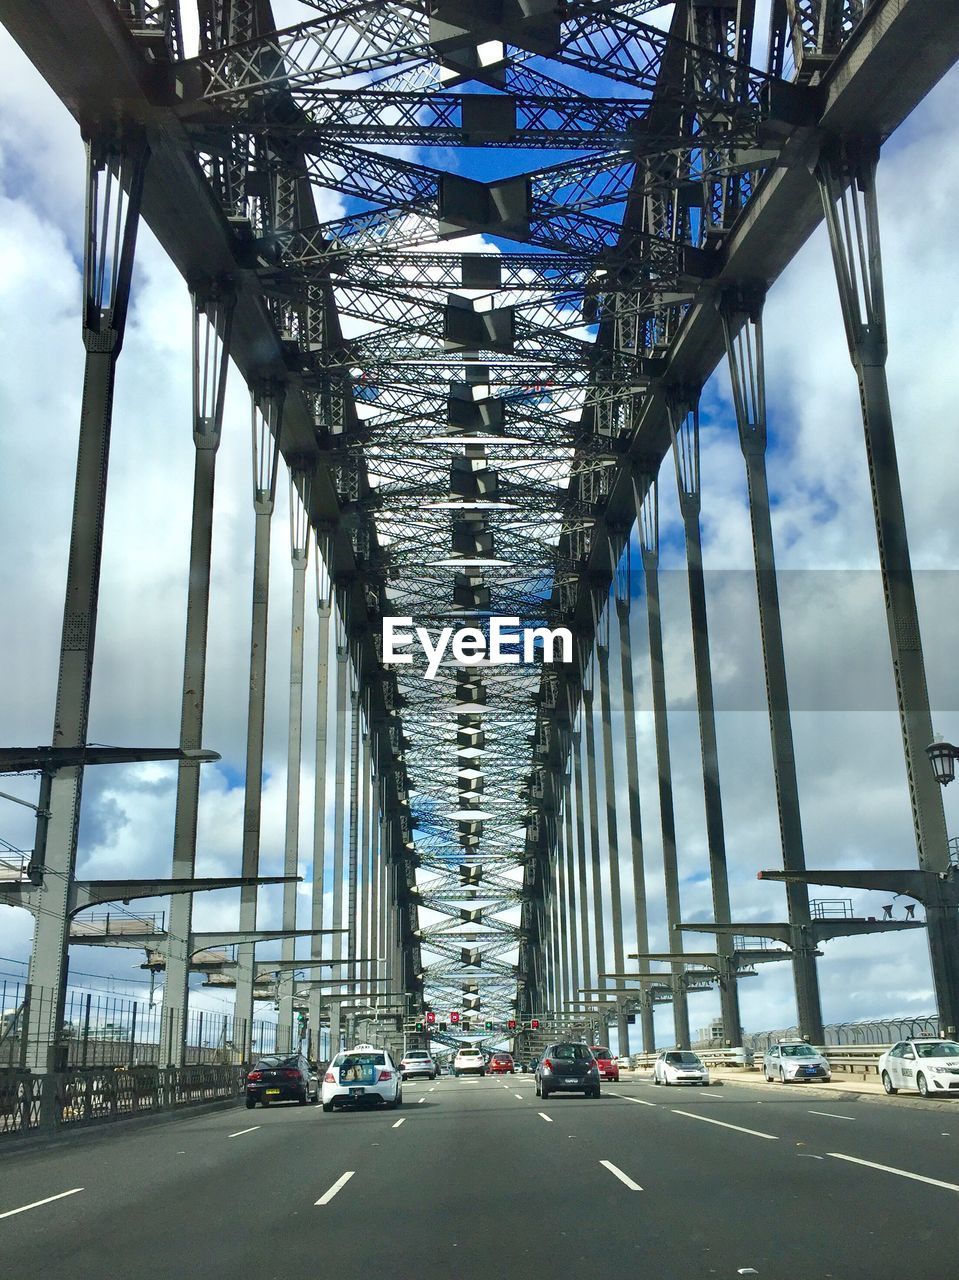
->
left=589, top=1045, right=620, bottom=1082
left=878, top=1037, right=959, bottom=1097
left=616, top=1056, right=631, bottom=1071
left=652, top=1049, right=710, bottom=1087
left=321, top=1044, right=402, bottom=1112
left=399, top=1049, right=437, bottom=1080
left=527, top=1056, right=539, bottom=1074
left=453, top=1046, right=486, bottom=1076
left=245, top=1052, right=319, bottom=1108
left=535, top=1042, right=601, bottom=1099
left=763, top=1041, right=831, bottom=1083
left=488, top=1052, right=515, bottom=1074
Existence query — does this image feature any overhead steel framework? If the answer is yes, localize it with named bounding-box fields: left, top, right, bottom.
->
left=2, top=0, right=959, bottom=1069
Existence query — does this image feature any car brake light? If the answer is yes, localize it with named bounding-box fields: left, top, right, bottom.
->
left=324, top=1072, right=336, bottom=1083
left=378, top=1070, right=393, bottom=1081
left=542, top=1059, right=552, bottom=1071
left=283, top=1069, right=302, bottom=1080
left=247, top=1071, right=262, bottom=1082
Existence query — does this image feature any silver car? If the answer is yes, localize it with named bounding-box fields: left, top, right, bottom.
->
left=763, top=1041, right=831, bottom=1083
left=399, top=1049, right=437, bottom=1080
left=652, top=1050, right=710, bottom=1086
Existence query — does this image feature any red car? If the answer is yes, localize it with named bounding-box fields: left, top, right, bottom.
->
left=589, top=1046, right=619, bottom=1082
left=488, top=1052, right=515, bottom=1074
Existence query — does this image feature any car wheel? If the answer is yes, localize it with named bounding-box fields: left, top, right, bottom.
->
left=261, top=1098, right=271, bottom=1107
left=881, top=1071, right=897, bottom=1095
left=541, top=1085, right=550, bottom=1100
left=297, top=1089, right=308, bottom=1105
left=321, top=1100, right=334, bottom=1113
left=917, top=1072, right=930, bottom=1098
left=245, top=1097, right=256, bottom=1110
left=701, top=1081, right=710, bottom=1088
left=589, top=1088, right=601, bottom=1099
left=779, top=1069, right=787, bottom=1084
left=534, top=1078, right=541, bottom=1097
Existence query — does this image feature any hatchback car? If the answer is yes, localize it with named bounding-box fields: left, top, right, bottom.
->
left=453, top=1046, right=486, bottom=1076
left=652, top=1049, right=710, bottom=1087
left=399, top=1049, right=437, bottom=1080
left=321, top=1044, right=402, bottom=1112
left=245, top=1052, right=319, bottom=1108
left=878, top=1038, right=959, bottom=1097
left=535, top=1042, right=601, bottom=1099
left=489, top=1052, right=515, bottom=1074
left=763, top=1041, right=831, bottom=1083
left=589, top=1045, right=619, bottom=1082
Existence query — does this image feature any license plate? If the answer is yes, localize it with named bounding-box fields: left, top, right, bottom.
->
left=265, top=1088, right=281, bottom=1095
left=349, top=1087, right=364, bottom=1097
left=564, top=1077, right=577, bottom=1084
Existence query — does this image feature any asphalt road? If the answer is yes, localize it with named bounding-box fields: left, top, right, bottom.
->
left=2, top=1072, right=959, bottom=1279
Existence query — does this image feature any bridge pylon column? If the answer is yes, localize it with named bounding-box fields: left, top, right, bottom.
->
left=309, top=549, right=332, bottom=1061
left=162, top=278, right=235, bottom=1067
left=720, top=288, right=824, bottom=1045
left=635, top=470, right=690, bottom=1048
left=817, top=138, right=959, bottom=1035
left=26, top=128, right=148, bottom=1073
left=571, top=723, right=592, bottom=1001
left=582, top=678, right=609, bottom=1040
left=277, top=466, right=311, bottom=1055
left=666, top=394, right=742, bottom=1045
left=235, top=381, right=283, bottom=1061
left=595, top=601, right=628, bottom=1055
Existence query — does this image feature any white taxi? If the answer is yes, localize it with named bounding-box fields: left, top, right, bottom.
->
left=878, top=1038, right=959, bottom=1098
left=321, top=1044, right=403, bottom=1112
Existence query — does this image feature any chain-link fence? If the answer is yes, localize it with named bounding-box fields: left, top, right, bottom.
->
left=743, top=1015, right=940, bottom=1053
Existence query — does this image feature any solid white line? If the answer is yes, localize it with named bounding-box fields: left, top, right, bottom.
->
left=809, top=1111, right=854, bottom=1121
left=538, top=1112, right=553, bottom=1123
left=227, top=1126, right=260, bottom=1138
left=609, top=1092, right=656, bottom=1108
left=392, top=1118, right=406, bottom=1129
left=672, top=1110, right=778, bottom=1140
left=0, top=1189, right=84, bottom=1219
left=828, top=1152, right=959, bottom=1193
left=599, top=1160, right=643, bottom=1191
left=315, top=1172, right=355, bottom=1205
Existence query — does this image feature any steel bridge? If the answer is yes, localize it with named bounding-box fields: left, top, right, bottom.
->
left=2, top=0, right=958, bottom=1076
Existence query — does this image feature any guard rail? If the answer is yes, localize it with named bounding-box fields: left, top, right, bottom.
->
left=627, top=1047, right=887, bottom=1076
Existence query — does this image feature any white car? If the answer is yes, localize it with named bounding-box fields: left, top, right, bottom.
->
left=878, top=1038, right=959, bottom=1098
left=321, top=1044, right=402, bottom=1112
left=616, top=1056, right=631, bottom=1071
left=399, top=1049, right=437, bottom=1080
left=763, top=1041, right=831, bottom=1083
left=652, top=1049, right=710, bottom=1086
left=453, top=1046, right=486, bottom=1076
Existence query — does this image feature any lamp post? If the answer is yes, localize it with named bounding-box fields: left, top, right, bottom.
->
left=926, top=740, right=959, bottom=788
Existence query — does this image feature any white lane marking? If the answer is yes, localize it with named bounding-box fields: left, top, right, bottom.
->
left=228, top=1126, right=260, bottom=1138
left=0, top=1189, right=84, bottom=1219
left=609, top=1092, right=656, bottom=1107
left=515, top=1093, right=524, bottom=1101
left=418, top=1096, right=426, bottom=1104
left=429, top=1087, right=435, bottom=1093
left=808, top=1111, right=854, bottom=1121
left=599, top=1160, right=643, bottom=1191
left=671, top=1110, right=778, bottom=1141
left=828, top=1152, right=959, bottom=1193
left=315, top=1172, right=355, bottom=1205
left=538, top=1112, right=553, bottom=1123
left=392, top=1118, right=406, bottom=1129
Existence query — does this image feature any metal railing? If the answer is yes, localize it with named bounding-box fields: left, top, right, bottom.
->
left=70, top=910, right=166, bottom=937
left=0, top=1063, right=244, bottom=1139
left=745, top=1015, right=940, bottom=1052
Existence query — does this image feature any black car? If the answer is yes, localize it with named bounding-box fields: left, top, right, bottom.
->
left=535, top=1042, right=601, bottom=1099
left=245, top=1053, right=319, bottom=1108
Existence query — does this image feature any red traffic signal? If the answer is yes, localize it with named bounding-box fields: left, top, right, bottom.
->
left=507, top=1019, right=516, bottom=1031
left=450, top=1010, right=460, bottom=1024
left=530, top=1018, right=540, bottom=1030
left=426, top=1011, right=436, bottom=1025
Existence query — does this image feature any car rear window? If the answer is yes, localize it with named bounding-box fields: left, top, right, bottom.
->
left=253, top=1055, right=296, bottom=1069
left=334, top=1052, right=385, bottom=1067
left=591, top=1047, right=612, bottom=1058
left=552, top=1043, right=591, bottom=1061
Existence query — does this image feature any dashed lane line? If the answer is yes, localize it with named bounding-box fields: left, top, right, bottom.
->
left=828, top=1152, right=959, bottom=1193
left=538, top=1112, right=553, bottom=1122
left=0, top=1189, right=84, bottom=1220
left=315, top=1172, right=355, bottom=1206
left=392, top=1118, right=406, bottom=1129
left=599, top=1160, right=643, bottom=1192
left=809, top=1111, right=855, bottom=1121
left=514, top=1094, right=524, bottom=1101
left=671, top=1110, right=778, bottom=1140
left=418, top=1097, right=426, bottom=1104
left=228, top=1126, right=260, bottom=1138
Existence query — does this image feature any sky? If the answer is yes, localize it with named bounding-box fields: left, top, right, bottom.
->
left=1, top=4, right=959, bottom=1046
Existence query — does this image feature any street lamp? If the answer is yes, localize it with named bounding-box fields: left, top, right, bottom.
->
left=926, top=740, right=959, bottom=787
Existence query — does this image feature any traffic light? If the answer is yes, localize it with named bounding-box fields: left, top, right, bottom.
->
left=507, top=1019, right=516, bottom=1031
left=440, top=1022, right=448, bottom=1032
left=462, top=1020, right=471, bottom=1032
left=450, top=1010, right=460, bottom=1025
left=484, top=1020, right=493, bottom=1031
left=415, top=1021, right=424, bottom=1032
left=426, top=1010, right=436, bottom=1025
left=531, top=1018, right=540, bottom=1030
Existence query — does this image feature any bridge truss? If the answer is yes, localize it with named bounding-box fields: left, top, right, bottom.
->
left=2, top=0, right=959, bottom=1069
